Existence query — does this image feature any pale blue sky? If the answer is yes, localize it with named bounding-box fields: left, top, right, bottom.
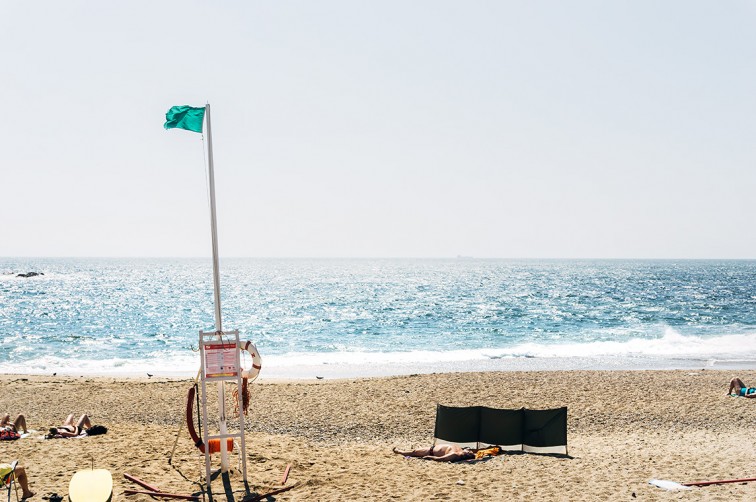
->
left=2, top=1, right=755, bottom=258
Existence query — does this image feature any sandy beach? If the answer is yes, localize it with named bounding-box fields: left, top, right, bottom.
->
left=1, top=369, right=755, bottom=501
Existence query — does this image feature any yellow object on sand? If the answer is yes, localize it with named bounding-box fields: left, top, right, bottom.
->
left=68, top=469, right=113, bottom=502
left=0, top=463, right=14, bottom=484
left=475, top=446, right=501, bottom=460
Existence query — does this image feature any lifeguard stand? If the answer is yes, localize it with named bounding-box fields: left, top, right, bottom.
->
left=198, top=329, right=248, bottom=490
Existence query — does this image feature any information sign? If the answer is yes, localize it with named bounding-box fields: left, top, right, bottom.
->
left=203, top=342, right=238, bottom=378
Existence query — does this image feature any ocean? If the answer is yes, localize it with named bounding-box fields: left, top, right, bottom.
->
left=1, top=258, right=755, bottom=378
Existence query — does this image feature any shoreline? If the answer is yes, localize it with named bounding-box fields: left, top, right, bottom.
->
left=3, top=354, right=755, bottom=380
left=2, top=369, right=755, bottom=500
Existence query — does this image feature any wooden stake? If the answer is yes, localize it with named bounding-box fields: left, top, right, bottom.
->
left=124, top=473, right=161, bottom=492
left=280, top=464, right=291, bottom=485
left=243, top=483, right=299, bottom=502
left=683, top=477, right=756, bottom=487
left=124, top=489, right=199, bottom=500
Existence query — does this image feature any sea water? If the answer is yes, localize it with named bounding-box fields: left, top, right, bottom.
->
left=1, top=258, right=755, bottom=378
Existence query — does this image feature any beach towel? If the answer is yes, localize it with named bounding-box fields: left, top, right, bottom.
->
left=474, top=446, right=501, bottom=459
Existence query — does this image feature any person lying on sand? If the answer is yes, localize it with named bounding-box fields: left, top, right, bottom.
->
left=728, top=378, right=756, bottom=398
left=1, top=414, right=28, bottom=434
left=393, top=444, right=475, bottom=462
left=0, top=461, right=35, bottom=499
left=47, top=414, right=92, bottom=438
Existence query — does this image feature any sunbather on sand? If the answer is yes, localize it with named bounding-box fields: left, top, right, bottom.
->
left=0, top=414, right=28, bottom=433
left=393, top=444, right=475, bottom=462
left=728, top=378, right=756, bottom=398
left=0, top=461, right=35, bottom=499
left=48, top=414, right=92, bottom=438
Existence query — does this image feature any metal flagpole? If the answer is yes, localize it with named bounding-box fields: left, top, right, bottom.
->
left=205, top=103, right=223, bottom=334
left=204, top=103, right=231, bottom=473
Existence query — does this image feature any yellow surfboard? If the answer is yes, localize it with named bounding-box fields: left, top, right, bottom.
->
left=69, top=469, right=113, bottom=502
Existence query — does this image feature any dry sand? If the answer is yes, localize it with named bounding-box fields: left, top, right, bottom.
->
left=1, top=369, right=755, bottom=501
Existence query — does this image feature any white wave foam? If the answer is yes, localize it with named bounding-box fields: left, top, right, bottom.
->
left=2, top=328, right=754, bottom=378
left=0, top=353, right=199, bottom=377
left=259, top=328, right=756, bottom=366
left=500, top=328, right=756, bottom=359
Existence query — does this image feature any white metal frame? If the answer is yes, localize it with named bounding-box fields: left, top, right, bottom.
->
left=198, top=329, right=248, bottom=489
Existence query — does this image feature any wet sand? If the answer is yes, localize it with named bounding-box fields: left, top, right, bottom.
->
left=1, top=369, right=755, bottom=501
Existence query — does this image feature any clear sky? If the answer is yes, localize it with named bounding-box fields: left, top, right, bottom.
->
left=2, top=1, right=754, bottom=258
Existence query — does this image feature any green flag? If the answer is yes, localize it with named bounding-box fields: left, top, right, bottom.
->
left=164, top=105, right=206, bottom=133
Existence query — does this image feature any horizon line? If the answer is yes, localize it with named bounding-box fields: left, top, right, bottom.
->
left=2, top=256, right=755, bottom=261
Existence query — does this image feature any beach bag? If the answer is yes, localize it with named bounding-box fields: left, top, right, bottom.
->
left=85, top=425, right=108, bottom=436
left=0, top=429, right=20, bottom=440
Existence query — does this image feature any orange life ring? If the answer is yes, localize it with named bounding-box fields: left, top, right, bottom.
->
left=238, top=340, right=262, bottom=381
left=186, top=385, right=233, bottom=454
